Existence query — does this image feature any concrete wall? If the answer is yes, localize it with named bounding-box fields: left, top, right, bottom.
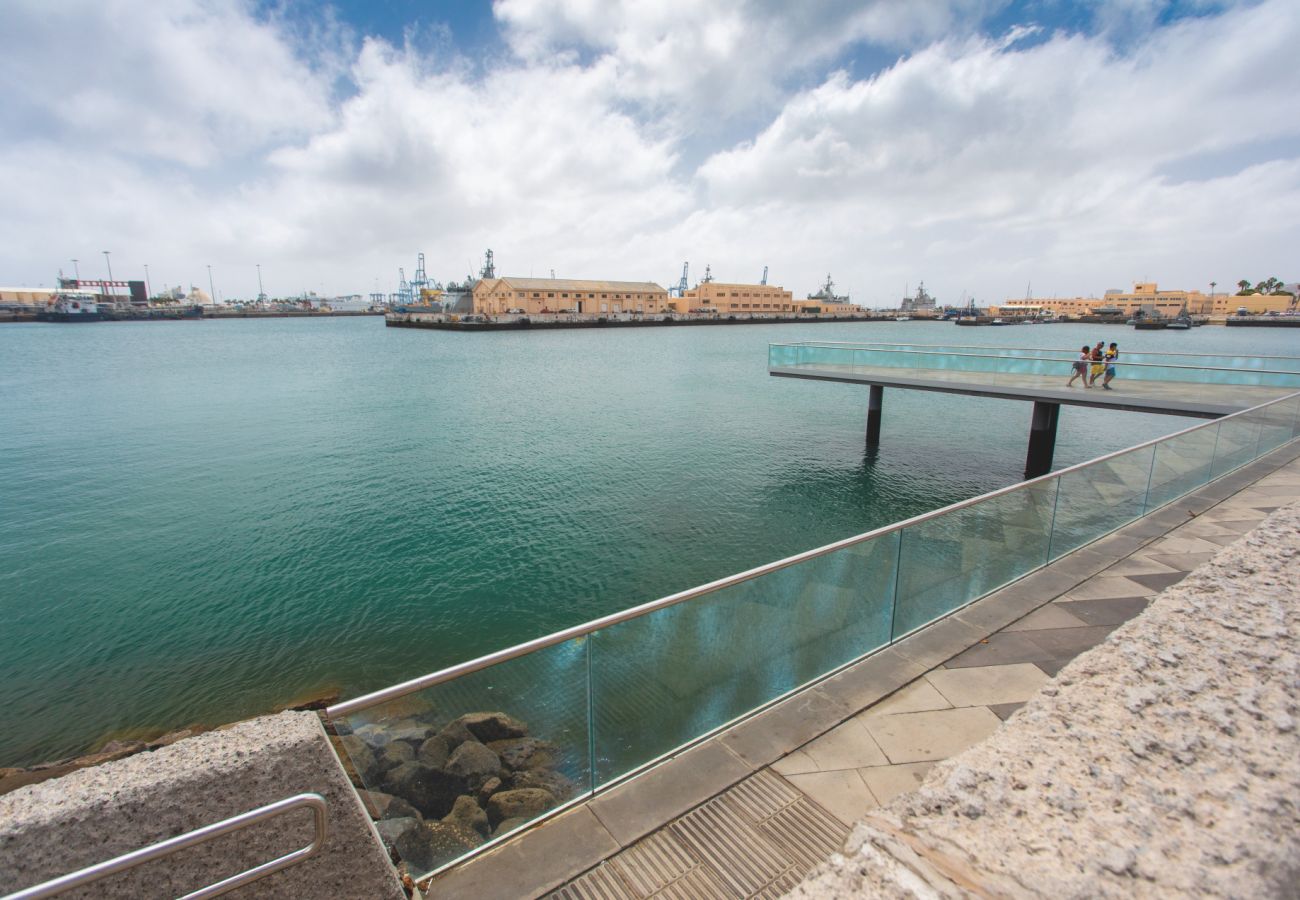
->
left=791, top=502, right=1300, bottom=898
left=0, top=712, right=403, bottom=899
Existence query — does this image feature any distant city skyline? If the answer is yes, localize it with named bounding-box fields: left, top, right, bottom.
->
left=2, top=0, right=1298, bottom=305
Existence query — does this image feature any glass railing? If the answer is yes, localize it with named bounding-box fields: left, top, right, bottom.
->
left=768, top=343, right=1300, bottom=389
left=326, top=389, right=1300, bottom=880
left=779, top=341, right=1300, bottom=373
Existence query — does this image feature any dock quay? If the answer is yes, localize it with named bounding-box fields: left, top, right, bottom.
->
left=4, top=347, right=1299, bottom=899
left=385, top=311, right=930, bottom=331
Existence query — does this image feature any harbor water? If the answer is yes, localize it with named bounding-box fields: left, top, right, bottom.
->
left=0, top=317, right=1294, bottom=766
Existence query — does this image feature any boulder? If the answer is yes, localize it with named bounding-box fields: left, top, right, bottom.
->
left=358, top=790, right=423, bottom=822
left=373, top=740, right=415, bottom=775
left=380, top=761, right=467, bottom=819
left=487, top=737, right=558, bottom=771
left=332, top=734, right=377, bottom=785
left=383, top=718, right=436, bottom=746
left=486, top=788, right=556, bottom=826
left=417, top=735, right=452, bottom=769
left=441, top=794, right=490, bottom=838
left=452, top=712, right=529, bottom=743
left=394, top=821, right=483, bottom=875
left=374, top=816, right=421, bottom=850
left=509, top=768, right=576, bottom=802
left=444, top=740, right=501, bottom=788
left=353, top=723, right=393, bottom=748
left=436, top=719, right=476, bottom=751
left=492, top=816, right=530, bottom=839
left=476, top=776, right=502, bottom=805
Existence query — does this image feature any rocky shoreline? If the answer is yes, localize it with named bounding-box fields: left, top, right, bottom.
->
left=330, top=710, right=576, bottom=879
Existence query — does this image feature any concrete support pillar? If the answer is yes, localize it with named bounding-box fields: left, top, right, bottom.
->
left=866, top=385, right=884, bottom=447
left=1025, top=401, right=1060, bottom=479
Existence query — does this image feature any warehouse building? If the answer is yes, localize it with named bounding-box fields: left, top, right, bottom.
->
left=473, top=277, right=671, bottom=315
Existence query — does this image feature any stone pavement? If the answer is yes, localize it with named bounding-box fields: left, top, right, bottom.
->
left=426, top=442, right=1300, bottom=900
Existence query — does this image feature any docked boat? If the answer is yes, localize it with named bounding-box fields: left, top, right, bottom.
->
left=37, top=291, right=101, bottom=322
left=1133, top=319, right=1168, bottom=330
left=895, top=315, right=912, bottom=321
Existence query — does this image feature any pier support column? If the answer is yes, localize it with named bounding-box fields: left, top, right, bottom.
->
left=1025, top=401, right=1060, bottom=479
left=866, top=385, right=884, bottom=447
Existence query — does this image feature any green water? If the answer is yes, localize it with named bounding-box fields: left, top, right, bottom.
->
left=0, top=318, right=1293, bottom=765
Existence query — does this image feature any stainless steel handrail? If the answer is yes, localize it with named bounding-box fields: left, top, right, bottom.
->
left=774, top=340, right=1300, bottom=363
left=326, top=389, right=1300, bottom=718
left=3, top=793, right=329, bottom=900
left=768, top=344, right=1300, bottom=376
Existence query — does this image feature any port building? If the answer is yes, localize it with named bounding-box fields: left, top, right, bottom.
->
left=674, top=281, right=797, bottom=314
left=472, top=277, right=671, bottom=315
left=996, top=282, right=1295, bottom=318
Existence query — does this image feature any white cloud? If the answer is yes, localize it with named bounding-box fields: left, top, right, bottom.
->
left=0, top=0, right=1297, bottom=303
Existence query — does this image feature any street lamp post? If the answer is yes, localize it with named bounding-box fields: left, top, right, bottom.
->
left=207, top=265, right=216, bottom=306
left=257, top=263, right=266, bottom=303
left=71, top=258, right=80, bottom=281
left=144, top=264, right=151, bottom=301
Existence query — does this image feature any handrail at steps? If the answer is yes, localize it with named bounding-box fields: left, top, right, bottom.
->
left=1, top=793, right=329, bottom=900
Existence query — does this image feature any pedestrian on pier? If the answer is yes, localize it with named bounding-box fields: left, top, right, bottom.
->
left=1102, top=342, right=1119, bottom=390
left=1088, top=341, right=1105, bottom=386
left=1068, top=344, right=1090, bottom=387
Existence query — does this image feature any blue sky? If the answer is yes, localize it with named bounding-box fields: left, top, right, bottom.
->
left=1, top=0, right=1296, bottom=303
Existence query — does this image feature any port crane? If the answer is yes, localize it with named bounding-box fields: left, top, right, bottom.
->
left=672, top=262, right=689, bottom=296
left=761, top=265, right=768, bottom=285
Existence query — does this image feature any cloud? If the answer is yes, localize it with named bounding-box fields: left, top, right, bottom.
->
left=0, top=0, right=1297, bottom=303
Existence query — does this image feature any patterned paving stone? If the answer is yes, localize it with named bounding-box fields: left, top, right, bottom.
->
left=1146, top=551, right=1218, bottom=572
left=1124, top=570, right=1191, bottom=592
left=942, top=632, right=1056, bottom=669
left=988, top=702, right=1026, bottom=721
left=862, top=679, right=951, bottom=717
left=925, top=663, right=1050, bottom=707
left=1055, top=596, right=1149, bottom=627
left=858, top=762, right=935, bottom=805
left=1054, top=575, right=1154, bottom=601
left=1021, top=624, right=1117, bottom=659
left=798, top=718, right=888, bottom=771
left=1003, top=604, right=1088, bottom=631
left=781, top=770, right=877, bottom=827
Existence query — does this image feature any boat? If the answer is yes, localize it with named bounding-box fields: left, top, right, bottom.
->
left=895, top=315, right=912, bottom=321
left=37, top=291, right=101, bottom=322
left=1166, top=317, right=1192, bottom=330
left=1133, top=319, right=1168, bottom=330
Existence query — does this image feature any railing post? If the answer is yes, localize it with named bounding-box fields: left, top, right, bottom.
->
left=1025, top=401, right=1060, bottom=479
left=866, top=385, right=884, bottom=447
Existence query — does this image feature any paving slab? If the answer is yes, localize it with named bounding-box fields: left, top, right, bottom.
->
left=816, top=647, right=927, bottom=712
left=858, top=763, right=935, bottom=806
left=861, top=679, right=951, bottom=717
left=925, top=663, right=1051, bottom=708
left=718, top=687, right=854, bottom=770
left=782, top=770, right=878, bottom=826
left=1054, top=574, right=1155, bottom=601
left=799, top=718, right=889, bottom=771
left=987, top=702, right=1026, bottom=721
left=1124, top=570, right=1191, bottom=592
left=1146, top=551, right=1219, bottom=571
left=864, top=707, right=1003, bottom=764
left=890, top=616, right=988, bottom=670
left=942, top=631, right=1056, bottom=669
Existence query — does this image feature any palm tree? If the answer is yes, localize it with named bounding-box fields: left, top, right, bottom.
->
left=1237, top=279, right=1251, bottom=293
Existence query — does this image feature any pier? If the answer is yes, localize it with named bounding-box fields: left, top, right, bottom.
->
left=769, top=342, right=1300, bottom=477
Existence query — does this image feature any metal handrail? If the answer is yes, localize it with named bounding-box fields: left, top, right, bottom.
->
left=768, top=343, right=1300, bottom=376
left=3, top=793, right=329, bottom=900
left=326, top=388, right=1300, bottom=718
left=775, top=340, right=1300, bottom=363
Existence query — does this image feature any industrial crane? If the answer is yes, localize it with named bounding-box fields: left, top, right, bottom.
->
left=761, top=266, right=768, bottom=286
left=675, top=262, right=689, bottom=296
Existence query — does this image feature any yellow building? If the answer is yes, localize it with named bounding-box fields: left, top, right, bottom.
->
left=473, top=277, right=671, bottom=315
left=998, top=281, right=1296, bottom=318
left=673, top=282, right=795, bottom=314
left=0, top=287, right=58, bottom=305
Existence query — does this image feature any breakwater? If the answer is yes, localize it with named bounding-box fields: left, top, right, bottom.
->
left=385, top=312, right=929, bottom=331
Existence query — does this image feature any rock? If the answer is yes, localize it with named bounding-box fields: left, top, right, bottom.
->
left=384, top=717, right=437, bottom=746
left=492, top=816, right=529, bottom=839
left=374, top=816, right=421, bottom=849
left=444, top=740, right=502, bottom=788
left=487, top=737, right=558, bottom=771
left=486, top=788, right=556, bottom=826
left=394, top=821, right=483, bottom=874
left=97, top=739, right=147, bottom=755
left=417, top=735, right=452, bottom=769
left=380, top=761, right=467, bottom=819
left=509, top=768, right=576, bottom=802
left=436, top=720, right=476, bottom=751
left=477, top=776, right=503, bottom=805
left=442, top=794, right=490, bottom=837
left=452, top=712, right=529, bottom=743
left=146, top=727, right=203, bottom=750
left=358, top=790, right=423, bottom=821
left=353, top=723, right=393, bottom=748
left=332, top=734, right=377, bottom=785
left=374, top=740, right=415, bottom=775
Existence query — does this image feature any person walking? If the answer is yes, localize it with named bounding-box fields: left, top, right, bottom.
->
left=1102, top=342, right=1119, bottom=390
left=1088, top=341, right=1105, bottom=386
left=1067, top=344, right=1090, bottom=387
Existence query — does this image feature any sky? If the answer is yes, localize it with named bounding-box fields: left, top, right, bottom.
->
left=2, top=0, right=1298, bottom=307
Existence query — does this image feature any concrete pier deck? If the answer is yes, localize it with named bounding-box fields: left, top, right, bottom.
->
left=768, top=362, right=1296, bottom=418
left=424, top=439, right=1300, bottom=900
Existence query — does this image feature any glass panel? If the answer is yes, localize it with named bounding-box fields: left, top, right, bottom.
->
left=1049, top=444, right=1155, bottom=560
left=893, top=479, right=1057, bottom=638
left=1146, top=423, right=1218, bottom=510
left=590, top=532, right=900, bottom=786
left=332, top=639, right=591, bottom=879
left=768, top=344, right=798, bottom=368
left=1251, top=398, right=1295, bottom=456
left=1211, top=413, right=1260, bottom=477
